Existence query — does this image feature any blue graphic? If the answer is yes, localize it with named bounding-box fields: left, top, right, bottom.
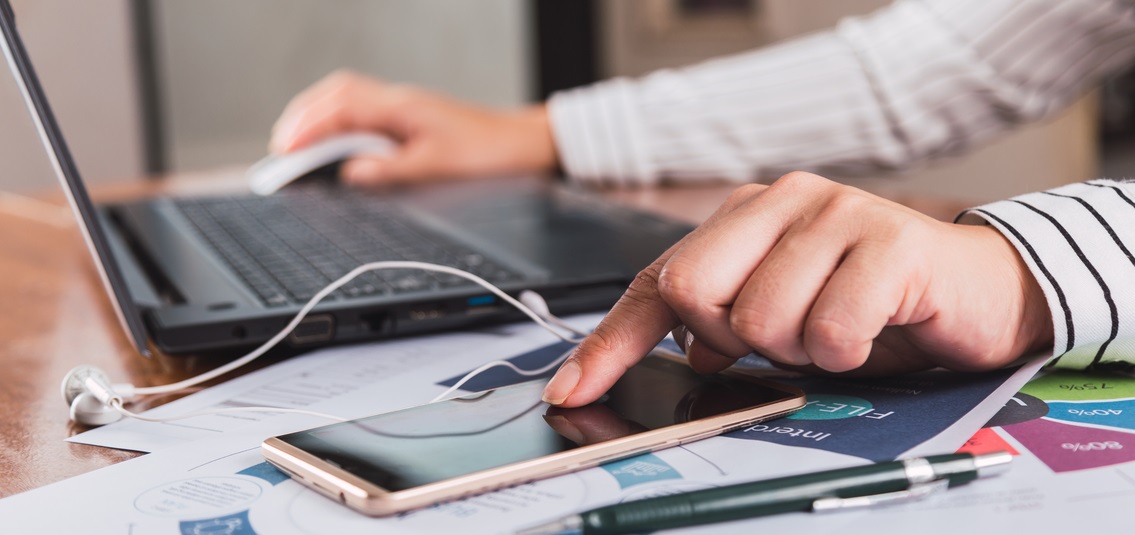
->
left=236, top=462, right=289, bottom=486
left=179, top=510, right=255, bottom=535
left=1047, top=399, right=1135, bottom=431
left=438, top=338, right=1019, bottom=463
left=725, top=367, right=1018, bottom=462
left=601, top=453, right=682, bottom=489
left=437, top=338, right=681, bottom=393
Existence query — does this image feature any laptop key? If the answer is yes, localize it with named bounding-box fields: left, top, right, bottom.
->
left=176, top=190, right=523, bottom=306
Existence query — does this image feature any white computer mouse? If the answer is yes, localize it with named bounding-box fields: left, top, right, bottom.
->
left=247, top=133, right=397, bottom=195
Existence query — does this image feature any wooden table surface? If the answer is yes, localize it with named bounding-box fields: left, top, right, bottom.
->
left=0, top=170, right=972, bottom=498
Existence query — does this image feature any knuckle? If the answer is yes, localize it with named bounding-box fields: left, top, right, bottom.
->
left=655, top=261, right=705, bottom=316
left=725, top=183, right=764, bottom=205
left=610, top=264, right=669, bottom=319
left=628, top=263, right=663, bottom=298
left=806, top=315, right=863, bottom=355
left=730, top=306, right=811, bottom=365
left=822, top=187, right=871, bottom=216
left=770, top=171, right=827, bottom=193
left=728, top=305, right=778, bottom=349
left=381, top=84, right=421, bottom=107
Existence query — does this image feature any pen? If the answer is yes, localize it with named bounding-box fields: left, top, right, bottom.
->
left=517, top=451, right=1012, bottom=535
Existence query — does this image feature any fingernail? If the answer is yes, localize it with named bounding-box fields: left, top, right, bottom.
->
left=342, top=160, right=382, bottom=184
left=542, top=360, right=581, bottom=405
left=685, top=329, right=695, bottom=353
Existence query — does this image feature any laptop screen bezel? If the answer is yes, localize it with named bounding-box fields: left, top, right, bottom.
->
left=0, top=1, right=151, bottom=356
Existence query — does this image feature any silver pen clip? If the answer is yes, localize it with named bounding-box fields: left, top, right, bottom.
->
left=811, top=478, right=949, bottom=513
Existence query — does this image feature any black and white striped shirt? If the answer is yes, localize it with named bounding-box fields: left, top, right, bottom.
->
left=546, top=0, right=1135, bottom=370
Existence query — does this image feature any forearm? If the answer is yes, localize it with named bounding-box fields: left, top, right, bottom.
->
left=962, top=180, right=1135, bottom=370
left=549, top=0, right=1135, bottom=186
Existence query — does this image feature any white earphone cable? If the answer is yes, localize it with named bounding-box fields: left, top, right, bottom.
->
left=132, top=261, right=585, bottom=397
left=110, top=398, right=348, bottom=423
left=73, top=261, right=595, bottom=426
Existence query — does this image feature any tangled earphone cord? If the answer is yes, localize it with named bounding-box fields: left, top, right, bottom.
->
left=105, top=261, right=592, bottom=425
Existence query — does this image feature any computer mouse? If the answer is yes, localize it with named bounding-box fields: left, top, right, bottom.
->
left=247, top=133, right=397, bottom=195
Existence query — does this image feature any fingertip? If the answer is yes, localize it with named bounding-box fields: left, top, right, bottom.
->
left=542, top=360, right=581, bottom=406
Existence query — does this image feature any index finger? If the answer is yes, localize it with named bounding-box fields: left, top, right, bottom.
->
left=543, top=248, right=682, bottom=407
left=542, top=187, right=763, bottom=407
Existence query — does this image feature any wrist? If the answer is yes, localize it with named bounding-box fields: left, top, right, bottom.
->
left=508, top=105, right=560, bottom=175
left=986, top=225, right=1055, bottom=357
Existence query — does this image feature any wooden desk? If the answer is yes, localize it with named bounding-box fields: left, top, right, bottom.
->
left=0, top=171, right=972, bottom=498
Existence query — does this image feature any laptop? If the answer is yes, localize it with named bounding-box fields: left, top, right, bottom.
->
left=0, top=3, right=692, bottom=356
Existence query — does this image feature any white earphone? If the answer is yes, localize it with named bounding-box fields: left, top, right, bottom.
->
left=62, top=261, right=589, bottom=427
left=62, top=365, right=129, bottom=426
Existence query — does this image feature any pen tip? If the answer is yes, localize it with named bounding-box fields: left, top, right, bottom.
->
left=972, top=451, right=1013, bottom=478
left=514, top=515, right=583, bottom=535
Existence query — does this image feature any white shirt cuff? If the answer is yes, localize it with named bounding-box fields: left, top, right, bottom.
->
left=960, top=180, right=1135, bottom=371
left=547, top=78, right=657, bottom=187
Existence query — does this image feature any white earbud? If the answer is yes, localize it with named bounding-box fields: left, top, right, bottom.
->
left=61, top=365, right=128, bottom=426
left=519, top=290, right=591, bottom=338
left=519, top=290, right=552, bottom=318
left=69, top=392, right=122, bottom=426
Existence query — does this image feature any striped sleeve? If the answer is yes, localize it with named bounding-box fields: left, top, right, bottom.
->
left=547, top=0, right=1135, bottom=187
left=959, top=180, right=1135, bottom=371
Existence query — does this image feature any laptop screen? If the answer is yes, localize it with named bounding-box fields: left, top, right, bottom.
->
left=0, top=1, right=151, bottom=356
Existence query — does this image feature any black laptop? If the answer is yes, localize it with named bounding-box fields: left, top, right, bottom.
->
left=0, top=2, right=692, bottom=356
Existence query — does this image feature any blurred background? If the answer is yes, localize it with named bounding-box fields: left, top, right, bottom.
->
left=1, top=0, right=1133, bottom=203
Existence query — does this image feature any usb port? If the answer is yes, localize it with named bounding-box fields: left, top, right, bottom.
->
left=466, top=295, right=496, bottom=307
left=287, top=314, right=335, bottom=345
left=466, top=295, right=501, bottom=315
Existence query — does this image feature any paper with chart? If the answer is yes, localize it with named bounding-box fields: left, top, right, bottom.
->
left=741, top=368, right=1135, bottom=535
left=76, top=310, right=1036, bottom=462
left=5, top=372, right=1131, bottom=535
left=68, top=314, right=603, bottom=453
left=1, top=356, right=1113, bottom=535
left=6, top=311, right=1055, bottom=534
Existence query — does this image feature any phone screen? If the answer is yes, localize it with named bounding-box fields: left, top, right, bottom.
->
left=273, top=355, right=797, bottom=492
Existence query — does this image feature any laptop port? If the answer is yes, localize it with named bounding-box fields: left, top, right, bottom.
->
left=466, top=295, right=501, bottom=315
left=287, top=314, right=335, bottom=345
left=360, top=311, right=394, bottom=334
left=409, top=307, right=445, bottom=321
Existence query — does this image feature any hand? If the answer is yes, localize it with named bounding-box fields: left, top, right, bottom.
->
left=542, top=172, right=1054, bottom=407
left=269, top=70, right=559, bottom=185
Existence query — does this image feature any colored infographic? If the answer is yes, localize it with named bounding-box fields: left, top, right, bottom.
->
left=440, top=340, right=1020, bottom=463
left=987, top=371, right=1135, bottom=473
left=722, top=369, right=1017, bottom=462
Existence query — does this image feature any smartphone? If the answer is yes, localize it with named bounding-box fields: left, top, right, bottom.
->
left=261, top=352, right=805, bottom=516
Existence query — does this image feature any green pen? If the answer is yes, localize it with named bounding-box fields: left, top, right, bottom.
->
left=517, top=451, right=1012, bottom=535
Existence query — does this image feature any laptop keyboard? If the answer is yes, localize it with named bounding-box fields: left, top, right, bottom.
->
left=175, top=190, right=523, bottom=307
